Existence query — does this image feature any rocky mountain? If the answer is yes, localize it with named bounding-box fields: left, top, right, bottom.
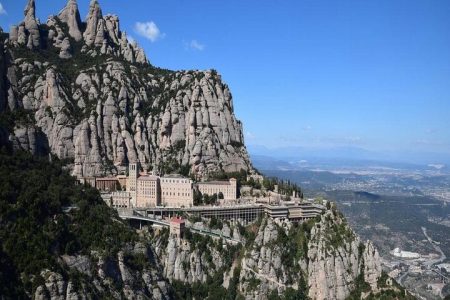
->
left=0, top=0, right=253, bottom=179
left=0, top=149, right=414, bottom=299
left=0, top=1, right=416, bottom=300
left=150, top=209, right=414, bottom=300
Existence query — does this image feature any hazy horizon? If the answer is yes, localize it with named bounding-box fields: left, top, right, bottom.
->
left=247, top=144, right=450, bottom=166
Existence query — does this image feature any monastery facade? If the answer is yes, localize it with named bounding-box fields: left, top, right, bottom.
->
left=124, top=163, right=194, bottom=208
left=196, top=179, right=237, bottom=200
left=88, top=163, right=237, bottom=209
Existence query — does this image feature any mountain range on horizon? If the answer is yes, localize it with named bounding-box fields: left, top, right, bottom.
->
left=247, top=144, right=450, bottom=166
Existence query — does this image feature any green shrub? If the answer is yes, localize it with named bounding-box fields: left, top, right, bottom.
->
left=0, top=148, right=138, bottom=296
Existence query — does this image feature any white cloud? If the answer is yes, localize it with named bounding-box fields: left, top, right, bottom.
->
left=0, top=3, right=7, bottom=15
left=189, top=39, right=205, bottom=51
left=134, top=21, right=164, bottom=42
left=302, top=125, right=312, bottom=131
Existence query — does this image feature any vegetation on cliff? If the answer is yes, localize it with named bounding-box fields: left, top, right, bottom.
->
left=0, top=147, right=169, bottom=298
left=0, top=145, right=415, bottom=299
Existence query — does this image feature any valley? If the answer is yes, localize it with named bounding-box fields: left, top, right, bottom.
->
left=256, top=155, right=450, bottom=299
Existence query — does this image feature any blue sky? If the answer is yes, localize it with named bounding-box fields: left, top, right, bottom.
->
left=1, top=0, right=450, bottom=157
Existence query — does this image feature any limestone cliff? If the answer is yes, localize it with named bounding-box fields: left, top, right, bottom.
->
left=150, top=210, right=399, bottom=300
left=152, top=221, right=243, bottom=285
left=32, top=248, right=172, bottom=300
left=306, top=209, right=381, bottom=299
left=1, top=0, right=253, bottom=179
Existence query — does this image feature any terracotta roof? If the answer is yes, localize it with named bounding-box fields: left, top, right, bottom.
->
left=170, top=217, right=185, bottom=224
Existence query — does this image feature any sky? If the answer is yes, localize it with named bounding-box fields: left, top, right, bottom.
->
left=1, top=0, right=450, bottom=158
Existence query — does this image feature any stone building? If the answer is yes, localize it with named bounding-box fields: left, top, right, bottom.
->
left=136, top=175, right=160, bottom=207
left=127, top=163, right=139, bottom=202
left=103, top=163, right=244, bottom=209
left=160, top=175, right=193, bottom=207
left=110, top=191, right=131, bottom=208
left=169, top=217, right=185, bottom=239
left=95, top=177, right=119, bottom=192
left=196, top=178, right=237, bottom=200
left=121, top=163, right=193, bottom=208
left=80, top=176, right=121, bottom=192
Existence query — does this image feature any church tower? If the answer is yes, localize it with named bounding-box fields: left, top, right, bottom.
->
left=127, top=163, right=139, bottom=206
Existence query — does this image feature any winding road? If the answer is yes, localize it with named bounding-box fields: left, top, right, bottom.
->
left=397, top=227, right=446, bottom=288
left=421, top=227, right=446, bottom=267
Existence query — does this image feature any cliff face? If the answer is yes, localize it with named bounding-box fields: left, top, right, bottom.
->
left=33, top=249, right=172, bottom=300
left=1, top=0, right=253, bottom=178
left=151, top=211, right=386, bottom=300
left=306, top=210, right=382, bottom=299
left=154, top=232, right=227, bottom=283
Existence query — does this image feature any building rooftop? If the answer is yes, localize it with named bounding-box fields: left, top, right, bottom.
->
left=170, top=217, right=185, bottom=224
left=138, top=175, right=159, bottom=181
left=197, top=180, right=233, bottom=185
left=96, top=177, right=119, bottom=181
left=162, top=174, right=188, bottom=179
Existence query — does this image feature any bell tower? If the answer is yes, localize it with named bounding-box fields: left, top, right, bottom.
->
left=127, top=162, right=139, bottom=206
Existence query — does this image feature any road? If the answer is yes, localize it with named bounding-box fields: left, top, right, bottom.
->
left=421, top=227, right=446, bottom=268
left=397, top=227, right=446, bottom=288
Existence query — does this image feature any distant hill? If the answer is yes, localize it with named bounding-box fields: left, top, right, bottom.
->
left=248, top=144, right=450, bottom=166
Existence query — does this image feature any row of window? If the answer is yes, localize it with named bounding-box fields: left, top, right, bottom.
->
left=139, top=191, right=156, bottom=196
left=200, top=188, right=234, bottom=194
left=161, top=179, right=190, bottom=184
left=162, top=187, right=191, bottom=191
left=139, top=182, right=156, bottom=186
left=162, top=191, right=191, bottom=197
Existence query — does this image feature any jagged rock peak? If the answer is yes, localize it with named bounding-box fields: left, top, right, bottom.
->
left=4, top=0, right=253, bottom=178
left=23, top=0, right=40, bottom=49
left=58, top=0, right=83, bottom=42
left=83, top=0, right=103, bottom=46
left=24, top=0, right=36, bottom=18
